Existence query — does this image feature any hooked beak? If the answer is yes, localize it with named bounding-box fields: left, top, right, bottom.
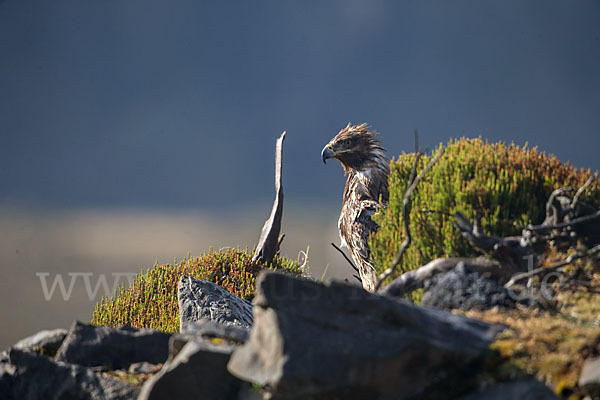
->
left=321, top=145, right=334, bottom=164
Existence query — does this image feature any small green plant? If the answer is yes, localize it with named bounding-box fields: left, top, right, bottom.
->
left=91, top=248, right=300, bottom=332
left=370, top=137, right=600, bottom=283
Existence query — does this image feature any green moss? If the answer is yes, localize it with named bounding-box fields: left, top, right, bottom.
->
left=471, top=289, right=600, bottom=396
left=371, top=138, right=600, bottom=284
left=91, top=248, right=300, bottom=332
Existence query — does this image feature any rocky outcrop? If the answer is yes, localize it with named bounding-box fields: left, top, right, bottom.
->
left=55, top=321, right=171, bottom=370
left=228, top=271, right=506, bottom=400
left=1, top=322, right=170, bottom=399
left=0, top=348, right=140, bottom=400
left=3, top=273, right=581, bottom=399
left=138, top=319, right=249, bottom=400
left=1, top=273, right=257, bottom=400
left=178, top=275, right=253, bottom=331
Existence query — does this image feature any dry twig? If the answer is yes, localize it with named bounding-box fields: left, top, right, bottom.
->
left=504, top=244, right=600, bottom=288
left=330, top=242, right=361, bottom=282
left=571, top=171, right=598, bottom=209
left=526, top=210, right=600, bottom=232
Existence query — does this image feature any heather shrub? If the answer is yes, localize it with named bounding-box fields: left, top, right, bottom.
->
left=370, top=138, right=600, bottom=283
left=91, top=248, right=300, bottom=332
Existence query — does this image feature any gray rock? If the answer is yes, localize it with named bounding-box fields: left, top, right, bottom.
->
left=13, top=328, right=67, bottom=356
left=1, top=348, right=139, bottom=400
left=138, top=318, right=251, bottom=400
left=169, top=320, right=250, bottom=363
left=579, top=357, right=600, bottom=398
left=421, top=262, right=538, bottom=311
left=459, top=380, right=558, bottom=400
left=138, top=340, right=241, bottom=400
left=182, top=319, right=250, bottom=343
left=178, top=275, right=253, bottom=331
left=55, top=321, right=171, bottom=370
left=228, top=271, right=505, bottom=400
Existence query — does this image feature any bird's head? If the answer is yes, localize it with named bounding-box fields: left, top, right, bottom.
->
left=321, top=123, right=386, bottom=172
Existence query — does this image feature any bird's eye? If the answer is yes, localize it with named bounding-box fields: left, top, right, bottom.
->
left=344, top=139, right=352, bottom=146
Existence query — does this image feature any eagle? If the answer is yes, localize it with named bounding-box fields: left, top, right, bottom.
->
left=321, top=123, right=390, bottom=292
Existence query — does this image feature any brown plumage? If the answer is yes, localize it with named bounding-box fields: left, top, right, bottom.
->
left=321, top=123, right=389, bottom=292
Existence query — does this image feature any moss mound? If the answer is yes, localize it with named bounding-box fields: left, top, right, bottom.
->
left=91, top=248, right=300, bottom=332
left=371, top=137, right=600, bottom=281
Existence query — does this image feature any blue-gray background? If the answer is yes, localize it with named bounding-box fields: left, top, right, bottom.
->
left=1, top=0, right=599, bottom=348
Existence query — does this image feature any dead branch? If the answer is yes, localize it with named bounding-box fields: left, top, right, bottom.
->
left=504, top=244, right=600, bottom=288
left=452, top=212, right=504, bottom=253
left=525, top=180, right=600, bottom=247
left=526, top=210, right=600, bottom=232
left=378, top=256, right=504, bottom=297
left=330, top=242, right=361, bottom=280
left=413, top=128, right=419, bottom=154
left=275, top=234, right=285, bottom=257
left=451, top=211, right=535, bottom=271
left=373, top=153, right=420, bottom=290
left=545, top=187, right=574, bottom=224
left=407, top=152, right=422, bottom=188
left=571, top=171, right=598, bottom=209
left=375, top=147, right=445, bottom=290
left=253, top=131, right=286, bottom=264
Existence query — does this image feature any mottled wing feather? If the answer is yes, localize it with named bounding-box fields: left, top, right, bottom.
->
left=348, top=200, right=380, bottom=264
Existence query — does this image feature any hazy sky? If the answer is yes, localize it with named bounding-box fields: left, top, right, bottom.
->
left=1, top=0, right=599, bottom=210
